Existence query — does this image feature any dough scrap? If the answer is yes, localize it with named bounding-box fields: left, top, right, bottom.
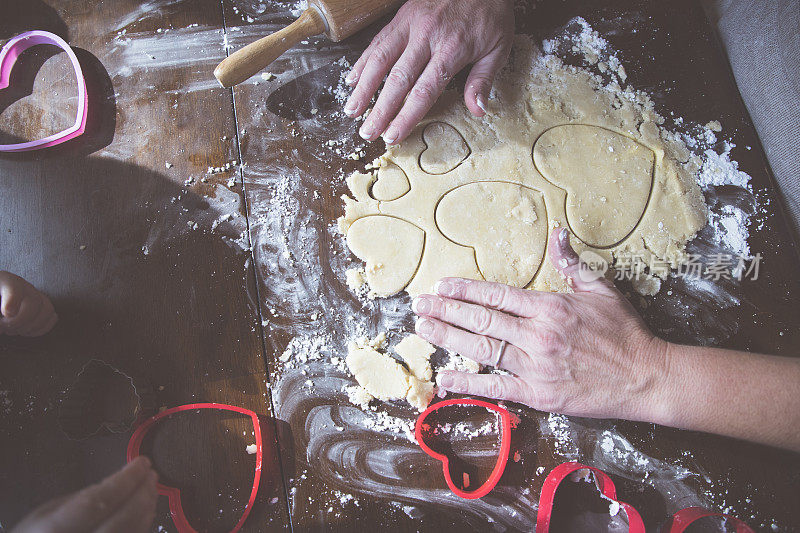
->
left=340, top=37, right=707, bottom=297
left=394, top=334, right=435, bottom=381
left=346, top=336, right=435, bottom=412
left=346, top=342, right=411, bottom=401
left=345, top=267, right=366, bottom=292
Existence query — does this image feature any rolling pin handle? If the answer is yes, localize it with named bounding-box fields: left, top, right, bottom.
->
left=213, top=8, right=326, bottom=88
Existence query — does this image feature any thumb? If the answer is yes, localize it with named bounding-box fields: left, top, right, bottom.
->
left=464, top=43, right=510, bottom=117
left=548, top=228, right=616, bottom=294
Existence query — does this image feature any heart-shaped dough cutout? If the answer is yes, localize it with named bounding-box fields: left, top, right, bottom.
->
left=0, top=31, right=88, bottom=152
left=436, top=182, right=548, bottom=287
left=533, top=125, right=654, bottom=248
left=346, top=215, right=425, bottom=296
left=419, top=121, right=471, bottom=175
left=370, top=160, right=410, bottom=201
left=415, top=399, right=512, bottom=499
left=127, top=403, right=263, bottom=533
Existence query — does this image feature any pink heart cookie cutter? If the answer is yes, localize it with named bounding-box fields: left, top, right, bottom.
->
left=0, top=30, right=88, bottom=152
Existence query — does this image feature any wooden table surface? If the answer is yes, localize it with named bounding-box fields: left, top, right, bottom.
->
left=1, top=0, right=798, bottom=532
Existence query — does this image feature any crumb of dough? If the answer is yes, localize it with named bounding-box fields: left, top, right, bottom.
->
left=345, top=267, right=366, bottom=291
left=630, top=275, right=662, bottom=296
left=705, top=120, right=722, bottom=132
left=345, top=385, right=374, bottom=410
left=246, top=444, right=257, bottom=454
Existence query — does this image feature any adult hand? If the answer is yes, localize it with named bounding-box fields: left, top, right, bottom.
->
left=12, top=456, right=158, bottom=533
left=0, top=271, right=58, bottom=336
left=344, top=0, right=514, bottom=145
left=412, top=228, right=672, bottom=423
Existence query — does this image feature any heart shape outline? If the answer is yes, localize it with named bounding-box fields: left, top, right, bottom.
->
left=126, top=403, right=263, bottom=533
left=415, top=398, right=512, bottom=499
left=0, top=30, right=88, bottom=152
left=535, top=461, right=645, bottom=533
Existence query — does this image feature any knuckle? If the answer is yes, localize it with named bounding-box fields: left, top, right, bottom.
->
left=485, top=378, right=507, bottom=399
left=473, top=307, right=493, bottom=334
left=540, top=297, right=568, bottom=321
left=410, top=81, right=437, bottom=104
left=437, top=38, right=463, bottom=60
left=366, top=105, right=385, bottom=122
left=386, top=66, right=414, bottom=90
left=485, top=284, right=509, bottom=308
left=537, top=329, right=564, bottom=356
left=475, top=336, right=494, bottom=363
left=432, top=60, right=451, bottom=81
left=370, top=45, right=394, bottom=67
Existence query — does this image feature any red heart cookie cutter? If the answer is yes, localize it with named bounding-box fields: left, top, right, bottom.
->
left=536, top=462, right=755, bottom=533
left=536, top=461, right=645, bottom=532
left=0, top=30, right=88, bottom=152
left=126, top=403, right=263, bottom=533
left=415, top=398, right=512, bottom=499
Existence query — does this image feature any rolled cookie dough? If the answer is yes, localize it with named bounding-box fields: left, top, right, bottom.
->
left=346, top=334, right=436, bottom=411
left=339, top=36, right=707, bottom=297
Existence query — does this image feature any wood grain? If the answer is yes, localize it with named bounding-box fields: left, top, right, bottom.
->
left=0, top=0, right=290, bottom=530
left=311, top=0, right=404, bottom=41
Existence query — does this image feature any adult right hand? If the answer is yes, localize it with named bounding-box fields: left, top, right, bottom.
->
left=12, top=457, right=158, bottom=533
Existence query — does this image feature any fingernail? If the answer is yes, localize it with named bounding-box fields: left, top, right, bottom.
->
left=415, top=318, right=434, bottom=336
left=439, top=374, right=454, bottom=388
left=412, top=296, right=431, bottom=315
left=344, top=99, right=358, bottom=117
left=559, top=228, right=569, bottom=244
left=359, top=122, right=375, bottom=140
left=382, top=126, right=398, bottom=145
left=476, top=95, right=487, bottom=114
left=434, top=280, right=454, bottom=297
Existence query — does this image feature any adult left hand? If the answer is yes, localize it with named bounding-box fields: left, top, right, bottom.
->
left=411, top=228, right=673, bottom=423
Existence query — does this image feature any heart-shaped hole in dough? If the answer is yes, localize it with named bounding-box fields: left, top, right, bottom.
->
left=436, top=181, right=548, bottom=287
left=418, top=121, right=471, bottom=175
left=533, top=125, right=654, bottom=248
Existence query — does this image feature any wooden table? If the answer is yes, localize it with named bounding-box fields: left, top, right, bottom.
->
left=1, top=0, right=798, bottom=531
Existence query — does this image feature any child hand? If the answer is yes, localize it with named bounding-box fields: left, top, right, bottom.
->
left=0, top=271, right=58, bottom=336
left=11, top=457, right=158, bottom=533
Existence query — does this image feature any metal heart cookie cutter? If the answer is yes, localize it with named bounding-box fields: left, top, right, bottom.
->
left=0, top=30, right=88, bottom=152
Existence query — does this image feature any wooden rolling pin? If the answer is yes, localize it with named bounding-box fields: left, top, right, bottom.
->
left=214, top=0, right=404, bottom=88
